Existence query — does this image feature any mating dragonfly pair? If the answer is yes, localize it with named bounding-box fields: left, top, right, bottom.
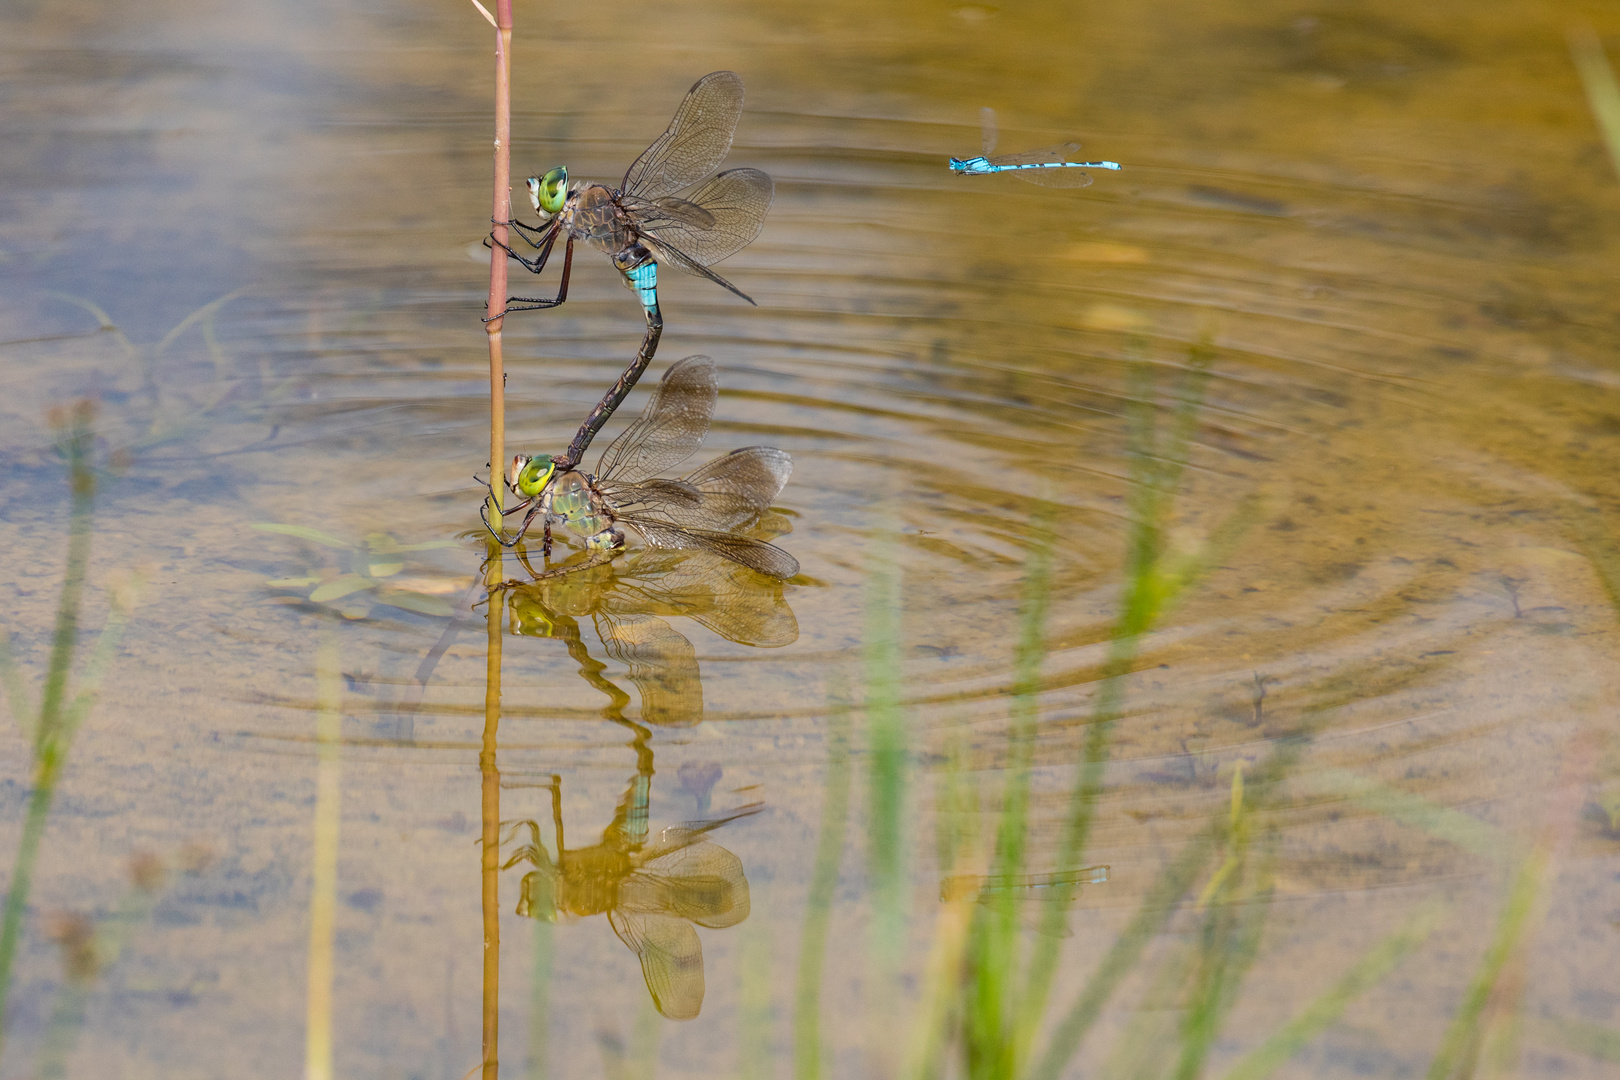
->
left=486, top=73, right=795, bottom=580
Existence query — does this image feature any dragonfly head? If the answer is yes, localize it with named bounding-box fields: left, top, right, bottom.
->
left=509, top=454, right=556, bottom=498
left=526, top=166, right=569, bottom=216
left=516, top=868, right=559, bottom=922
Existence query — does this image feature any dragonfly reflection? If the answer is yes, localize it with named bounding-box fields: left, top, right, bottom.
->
left=506, top=758, right=759, bottom=1020
left=948, top=107, right=1121, bottom=187
left=494, top=72, right=772, bottom=468
left=505, top=546, right=797, bottom=727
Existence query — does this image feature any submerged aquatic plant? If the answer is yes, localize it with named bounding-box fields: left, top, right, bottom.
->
left=0, top=402, right=138, bottom=1057
left=253, top=524, right=464, bottom=619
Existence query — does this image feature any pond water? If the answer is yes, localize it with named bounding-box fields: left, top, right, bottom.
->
left=2, top=0, right=1619, bottom=1077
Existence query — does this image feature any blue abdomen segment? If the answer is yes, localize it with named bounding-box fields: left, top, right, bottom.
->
left=622, top=260, right=660, bottom=317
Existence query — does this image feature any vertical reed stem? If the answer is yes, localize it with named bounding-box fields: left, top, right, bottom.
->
left=483, top=0, right=514, bottom=529
left=481, top=583, right=505, bottom=1080
left=304, top=628, right=343, bottom=1080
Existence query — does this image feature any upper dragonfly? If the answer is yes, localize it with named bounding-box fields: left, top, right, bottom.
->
left=948, top=107, right=1121, bottom=187
left=492, top=72, right=773, bottom=466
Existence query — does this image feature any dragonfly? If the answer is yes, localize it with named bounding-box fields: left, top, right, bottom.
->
left=493, top=71, right=774, bottom=469
left=485, top=354, right=799, bottom=581
left=506, top=548, right=798, bottom=726
left=948, top=106, right=1121, bottom=187
left=506, top=768, right=760, bottom=1020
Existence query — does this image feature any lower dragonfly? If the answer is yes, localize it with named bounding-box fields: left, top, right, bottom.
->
left=506, top=766, right=759, bottom=1021
left=484, top=355, right=799, bottom=581
left=948, top=107, right=1121, bottom=187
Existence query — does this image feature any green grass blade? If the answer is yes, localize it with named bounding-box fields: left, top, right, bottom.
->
left=1027, top=832, right=1216, bottom=1080
left=0, top=404, right=98, bottom=1059
left=1219, top=900, right=1447, bottom=1080
left=0, top=634, right=35, bottom=741
left=1528, top=1016, right=1620, bottom=1064
left=1570, top=26, right=1620, bottom=182
left=527, top=919, right=553, bottom=1080
left=866, top=533, right=907, bottom=952
left=794, top=689, right=852, bottom=1080
left=1425, top=847, right=1547, bottom=1080
left=1310, top=768, right=1502, bottom=862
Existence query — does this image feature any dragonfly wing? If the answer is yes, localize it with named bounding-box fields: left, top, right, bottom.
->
left=620, top=71, right=745, bottom=201
left=985, top=142, right=1082, bottom=168
left=1016, top=166, right=1095, bottom=189
left=980, top=105, right=998, bottom=155
left=627, top=519, right=800, bottom=580
left=608, top=909, right=705, bottom=1020
left=633, top=169, right=773, bottom=266
left=628, top=842, right=751, bottom=929
left=595, top=355, right=717, bottom=485
left=638, top=234, right=758, bottom=304
left=681, top=447, right=792, bottom=523
left=595, top=610, right=703, bottom=727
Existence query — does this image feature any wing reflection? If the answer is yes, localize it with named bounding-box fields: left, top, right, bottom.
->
left=505, top=745, right=760, bottom=1020
left=505, top=548, right=797, bottom=726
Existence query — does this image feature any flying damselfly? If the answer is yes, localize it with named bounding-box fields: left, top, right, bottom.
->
left=948, top=107, right=1121, bottom=187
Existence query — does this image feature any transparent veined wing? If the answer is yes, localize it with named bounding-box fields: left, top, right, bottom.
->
left=637, top=233, right=758, bottom=305
left=595, top=356, right=717, bottom=486
left=608, top=909, right=706, bottom=1020
left=604, top=549, right=799, bottom=648
left=594, top=610, right=703, bottom=727
left=622, top=840, right=751, bottom=929
left=627, top=168, right=774, bottom=267
left=620, top=71, right=745, bottom=201
left=980, top=105, right=999, bottom=155
left=684, top=447, right=791, bottom=520
left=626, top=519, right=800, bottom=580
left=613, top=447, right=790, bottom=537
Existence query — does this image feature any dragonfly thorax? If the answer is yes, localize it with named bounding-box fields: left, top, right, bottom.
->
left=562, top=184, right=634, bottom=253
left=545, top=471, right=624, bottom=552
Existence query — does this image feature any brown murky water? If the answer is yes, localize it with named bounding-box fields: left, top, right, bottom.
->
left=2, top=0, right=1620, bottom=1077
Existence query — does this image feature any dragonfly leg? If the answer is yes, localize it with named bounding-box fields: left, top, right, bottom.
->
left=496, top=236, right=574, bottom=317
left=489, top=220, right=557, bottom=274
left=506, top=216, right=553, bottom=248
left=550, top=775, right=565, bottom=860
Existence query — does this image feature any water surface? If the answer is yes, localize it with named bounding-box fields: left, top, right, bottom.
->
left=1, top=0, right=1619, bottom=1077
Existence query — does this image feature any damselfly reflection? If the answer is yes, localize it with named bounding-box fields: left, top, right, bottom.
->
left=940, top=864, right=1110, bottom=902
left=948, top=107, right=1121, bottom=186
left=505, top=546, right=797, bottom=727
left=488, top=355, right=799, bottom=580
left=506, top=764, right=759, bottom=1020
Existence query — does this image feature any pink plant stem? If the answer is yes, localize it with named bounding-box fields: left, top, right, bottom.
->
left=483, top=0, right=513, bottom=533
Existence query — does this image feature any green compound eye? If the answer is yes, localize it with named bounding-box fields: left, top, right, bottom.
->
left=510, top=454, right=555, bottom=497
left=527, top=166, right=568, bottom=215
